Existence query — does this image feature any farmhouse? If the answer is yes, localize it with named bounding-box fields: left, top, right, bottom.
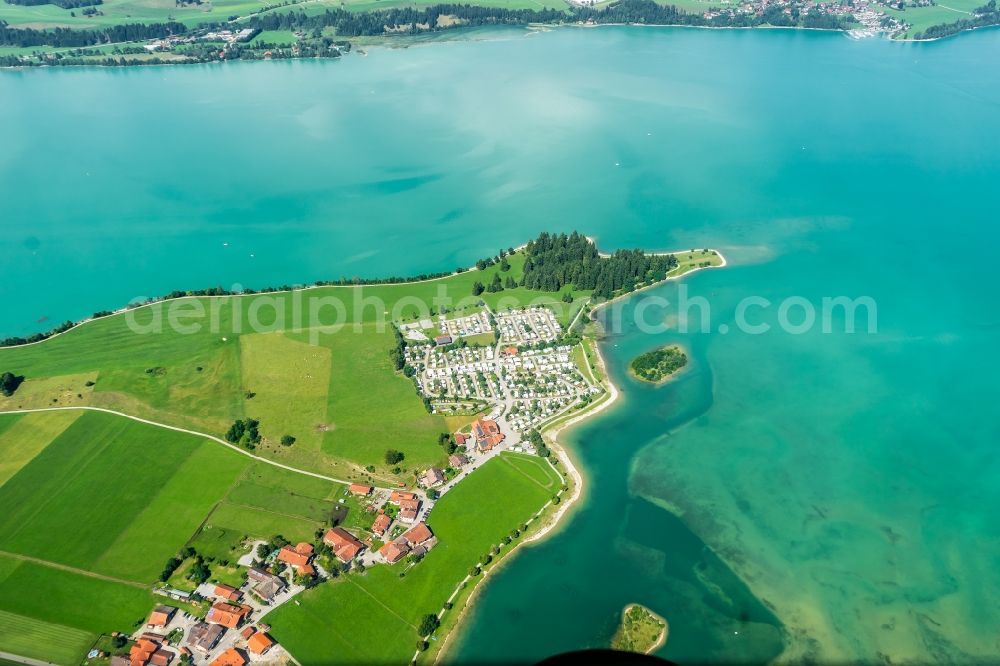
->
left=208, top=648, right=247, bottom=666
left=378, top=538, right=410, bottom=564
left=187, top=623, right=225, bottom=653
left=473, top=418, right=504, bottom=452
left=402, top=522, right=433, bottom=547
left=247, top=568, right=285, bottom=604
left=349, top=483, right=372, bottom=496
left=420, top=467, right=446, bottom=488
left=206, top=602, right=251, bottom=629
left=247, top=631, right=276, bottom=656
left=213, top=583, right=241, bottom=602
left=277, top=542, right=316, bottom=576
left=398, top=498, right=421, bottom=523
left=372, top=513, right=392, bottom=536
left=147, top=605, right=176, bottom=628
left=388, top=490, right=418, bottom=505
left=323, top=527, right=365, bottom=563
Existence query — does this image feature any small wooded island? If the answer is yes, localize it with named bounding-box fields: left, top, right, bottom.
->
left=611, top=603, right=668, bottom=654
left=630, top=345, right=688, bottom=384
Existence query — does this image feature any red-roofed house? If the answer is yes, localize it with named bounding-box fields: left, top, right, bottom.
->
left=208, top=648, right=247, bottom=666
left=378, top=539, right=410, bottom=564
left=372, top=514, right=392, bottom=537
left=398, top=498, right=421, bottom=523
left=348, top=484, right=373, bottom=496
left=277, top=543, right=316, bottom=576
left=388, top=490, right=418, bottom=505
left=402, top=522, right=433, bottom=546
left=247, top=632, right=275, bottom=656
left=323, top=527, right=365, bottom=563
left=206, top=603, right=250, bottom=629
left=454, top=432, right=467, bottom=446
left=213, top=584, right=241, bottom=602
left=149, top=650, right=174, bottom=666
left=147, top=605, right=176, bottom=628
left=473, top=418, right=504, bottom=452
left=130, top=638, right=159, bottom=666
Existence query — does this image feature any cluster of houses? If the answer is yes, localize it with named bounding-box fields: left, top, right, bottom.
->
left=437, top=311, right=493, bottom=340
left=117, top=593, right=278, bottom=666
left=471, top=418, right=505, bottom=453
left=413, top=344, right=501, bottom=402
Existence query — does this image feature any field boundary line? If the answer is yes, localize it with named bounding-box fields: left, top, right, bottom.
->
left=0, top=406, right=358, bottom=487
left=0, top=550, right=148, bottom=589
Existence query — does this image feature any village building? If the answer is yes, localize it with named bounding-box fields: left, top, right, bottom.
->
left=372, top=513, right=392, bottom=537
left=277, top=542, right=315, bottom=576
left=388, top=490, right=418, bottom=505
left=449, top=453, right=470, bottom=468
left=149, top=649, right=174, bottom=666
left=247, top=632, right=276, bottom=656
left=239, top=626, right=255, bottom=641
left=402, top=522, right=433, bottom=547
left=454, top=433, right=467, bottom=447
left=473, top=418, right=504, bottom=452
left=187, top=623, right=225, bottom=653
left=206, top=602, right=251, bottom=629
left=420, top=467, right=445, bottom=488
left=213, top=583, right=241, bottom=602
left=208, top=647, right=247, bottom=666
left=246, top=567, right=285, bottom=604
left=348, top=483, right=372, bottom=496
left=128, top=637, right=160, bottom=666
left=147, top=605, right=176, bottom=628
left=398, top=497, right=421, bottom=523
left=378, top=538, right=410, bottom=564
left=323, top=527, right=365, bottom=563
left=434, top=334, right=453, bottom=346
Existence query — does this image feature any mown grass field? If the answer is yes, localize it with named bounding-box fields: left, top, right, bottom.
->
left=0, top=251, right=586, bottom=480
left=267, top=452, right=561, bottom=664
left=883, top=0, right=983, bottom=38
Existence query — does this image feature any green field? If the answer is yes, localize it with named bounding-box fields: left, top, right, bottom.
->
left=0, top=409, right=349, bottom=664
left=0, top=251, right=586, bottom=480
left=883, top=0, right=983, bottom=38
left=266, top=452, right=562, bottom=664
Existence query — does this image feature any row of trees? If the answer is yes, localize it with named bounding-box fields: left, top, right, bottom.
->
left=4, top=0, right=101, bottom=7
left=915, top=0, right=1000, bottom=38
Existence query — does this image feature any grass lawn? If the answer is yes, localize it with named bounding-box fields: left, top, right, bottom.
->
left=0, top=555, right=155, bottom=664
left=0, top=410, right=80, bottom=486
left=266, top=453, right=560, bottom=665
left=0, top=410, right=246, bottom=582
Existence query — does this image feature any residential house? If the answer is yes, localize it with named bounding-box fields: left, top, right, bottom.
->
left=323, top=527, right=365, bottom=564
left=419, top=467, right=445, bottom=488
left=186, top=623, right=225, bottom=653
left=402, top=522, right=433, bottom=547
left=372, top=514, right=392, bottom=537
left=378, top=538, right=410, bottom=564
left=247, top=632, right=275, bottom=656
left=206, top=602, right=251, bottom=629
left=239, top=626, right=255, bottom=641
left=277, top=542, right=315, bottom=576
left=454, top=433, right=467, bottom=447
left=448, top=453, right=469, bottom=468
left=398, top=498, right=421, bottom=523
left=388, top=490, right=418, bottom=505
left=208, top=648, right=247, bottom=666
left=246, top=567, right=285, bottom=604
left=473, top=418, right=504, bottom=452
left=348, top=483, right=372, bottom=496
left=129, top=638, right=159, bottom=666
left=213, top=584, right=241, bottom=602
left=147, top=605, right=176, bottom=628
left=149, top=649, right=174, bottom=666
left=434, top=335, right=453, bottom=346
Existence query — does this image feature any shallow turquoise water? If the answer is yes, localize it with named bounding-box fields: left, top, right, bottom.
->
left=3, top=25, right=1000, bottom=663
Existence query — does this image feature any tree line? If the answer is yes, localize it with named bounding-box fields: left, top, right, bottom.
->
left=4, top=0, right=102, bottom=7
left=518, top=231, right=679, bottom=299
left=914, top=0, right=1000, bottom=39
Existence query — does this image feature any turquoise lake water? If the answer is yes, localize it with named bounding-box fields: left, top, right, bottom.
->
left=3, top=25, right=1000, bottom=663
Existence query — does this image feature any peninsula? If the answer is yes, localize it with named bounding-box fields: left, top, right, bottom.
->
left=1, top=0, right=997, bottom=69
left=0, top=232, right=724, bottom=666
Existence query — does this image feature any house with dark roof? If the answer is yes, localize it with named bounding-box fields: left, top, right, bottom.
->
left=187, top=623, right=225, bottom=653
left=419, top=467, right=446, bottom=488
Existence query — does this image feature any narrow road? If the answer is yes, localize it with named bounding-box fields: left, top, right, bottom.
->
left=0, top=405, right=366, bottom=488
left=0, top=549, right=147, bottom=589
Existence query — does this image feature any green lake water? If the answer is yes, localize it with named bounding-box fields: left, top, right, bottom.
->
left=3, top=25, right=1000, bottom=663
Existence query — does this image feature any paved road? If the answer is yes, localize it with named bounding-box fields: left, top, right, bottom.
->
left=0, top=651, right=60, bottom=666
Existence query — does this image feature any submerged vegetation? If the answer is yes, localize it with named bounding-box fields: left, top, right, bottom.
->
left=630, top=345, right=688, bottom=384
